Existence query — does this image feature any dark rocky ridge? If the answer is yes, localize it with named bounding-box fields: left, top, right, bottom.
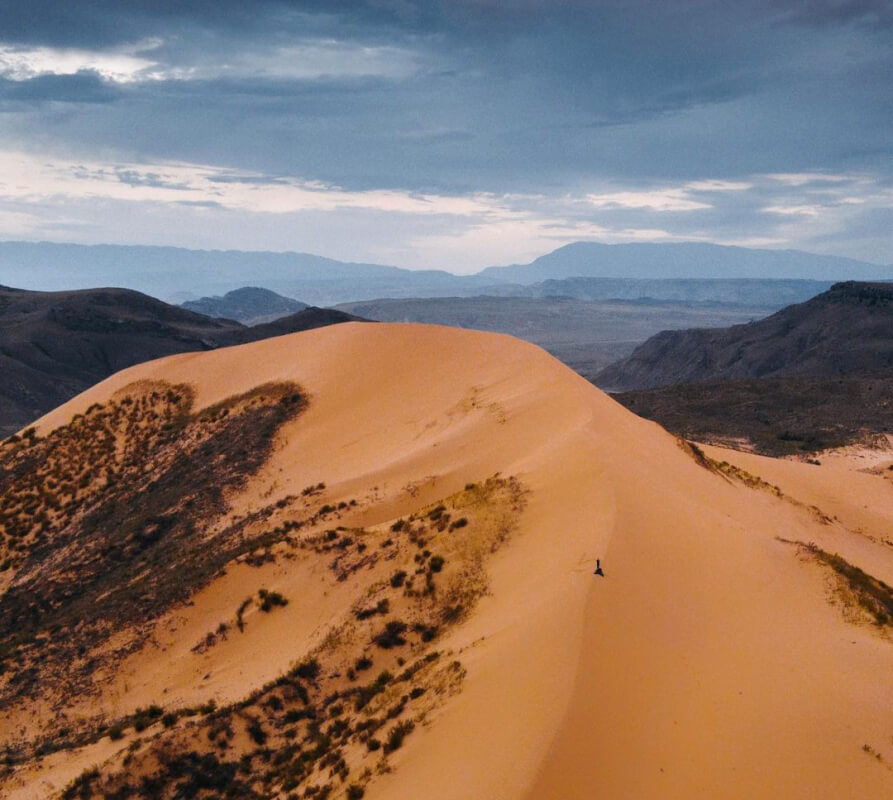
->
left=613, top=372, right=892, bottom=456
left=595, top=282, right=893, bottom=391
left=0, top=286, right=363, bottom=437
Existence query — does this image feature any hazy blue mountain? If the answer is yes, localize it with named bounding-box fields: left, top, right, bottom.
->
left=479, top=242, right=891, bottom=283
left=182, top=287, right=308, bottom=325
left=271, top=272, right=500, bottom=306
left=0, top=242, right=495, bottom=305
left=487, top=277, right=835, bottom=308
left=1, top=241, right=888, bottom=306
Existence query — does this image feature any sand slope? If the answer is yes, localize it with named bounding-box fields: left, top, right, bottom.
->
left=6, top=322, right=893, bottom=799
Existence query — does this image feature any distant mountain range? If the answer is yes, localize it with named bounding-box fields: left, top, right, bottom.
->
left=0, top=285, right=362, bottom=437
left=0, top=241, right=494, bottom=305
left=479, top=242, right=892, bottom=283
left=0, top=240, right=888, bottom=306
left=183, top=287, right=308, bottom=325
left=596, top=281, right=893, bottom=391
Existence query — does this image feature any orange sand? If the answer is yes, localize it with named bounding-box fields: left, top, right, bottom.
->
left=7, top=322, right=892, bottom=799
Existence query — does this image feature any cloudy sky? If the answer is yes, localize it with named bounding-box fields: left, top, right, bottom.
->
left=0, top=0, right=890, bottom=270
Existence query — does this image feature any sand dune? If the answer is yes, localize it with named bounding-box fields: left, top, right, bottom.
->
left=3, top=322, right=891, bottom=799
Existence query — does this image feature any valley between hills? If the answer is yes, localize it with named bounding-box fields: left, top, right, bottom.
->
left=1, top=322, right=891, bottom=799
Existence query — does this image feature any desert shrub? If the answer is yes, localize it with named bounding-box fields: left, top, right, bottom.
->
left=292, top=658, right=321, bottom=680
left=354, top=656, right=373, bottom=672
left=266, top=695, right=284, bottom=712
left=283, top=708, right=315, bottom=725
left=132, top=705, right=163, bottom=733
left=448, top=518, right=468, bottom=531
left=236, top=596, right=253, bottom=632
left=62, top=766, right=100, bottom=800
left=384, top=720, right=415, bottom=753
left=385, top=698, right=408, bottom=719
left=258, top=589, right=288, bottom=612
left=247, top=719, right=268, bottom=745
left=372, top=620, right=407, bottom=649
left=354, top=599, right=389, bottom=620
left=441, top=603, right=464, bottom=624
left=389, top=570, right=407, bottom=588
left=412, top=623, right=438, bottom=642
left=346, top=784, right=365, bottom=799
left=353, top=671, right=393, bottom=711
left=396, top=652, right=440, bottom=683
left=154, top=751, right=243, bottom=798
left=428, top=555, right=445, bottom=573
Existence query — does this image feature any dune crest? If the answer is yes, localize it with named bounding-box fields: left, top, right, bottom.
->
left=1, top=322, right=890, bottom=799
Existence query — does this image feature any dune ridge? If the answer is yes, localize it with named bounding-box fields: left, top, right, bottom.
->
left=1, top=322, right=890, bottom=799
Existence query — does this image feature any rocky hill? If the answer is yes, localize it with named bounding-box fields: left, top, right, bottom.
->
left=613, top=372, right=893, bottom=455
left=0, top=286, right=361, bottom=437
left=182, top=287, right=309, bottom=325
left=596, top=281, right=893, bottom=391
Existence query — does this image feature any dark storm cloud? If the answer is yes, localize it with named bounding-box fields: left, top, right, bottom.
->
left=0, top=1, right=296, bottom=47
left=772, top=0, right=893, bottom=28
left=0, top=71, right=121, bottom=104
left=0, top=0, right=890, bottom=263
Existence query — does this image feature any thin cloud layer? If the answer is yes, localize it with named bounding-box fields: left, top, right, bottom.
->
left=0, top=1, right=889, bottom=266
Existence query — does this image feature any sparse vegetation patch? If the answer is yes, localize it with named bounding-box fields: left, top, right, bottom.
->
left=790, top=541, right=893, bottom=629
left=0, top=380, right=306, bottom=713
left=34, top=474, right=526, bottom=799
